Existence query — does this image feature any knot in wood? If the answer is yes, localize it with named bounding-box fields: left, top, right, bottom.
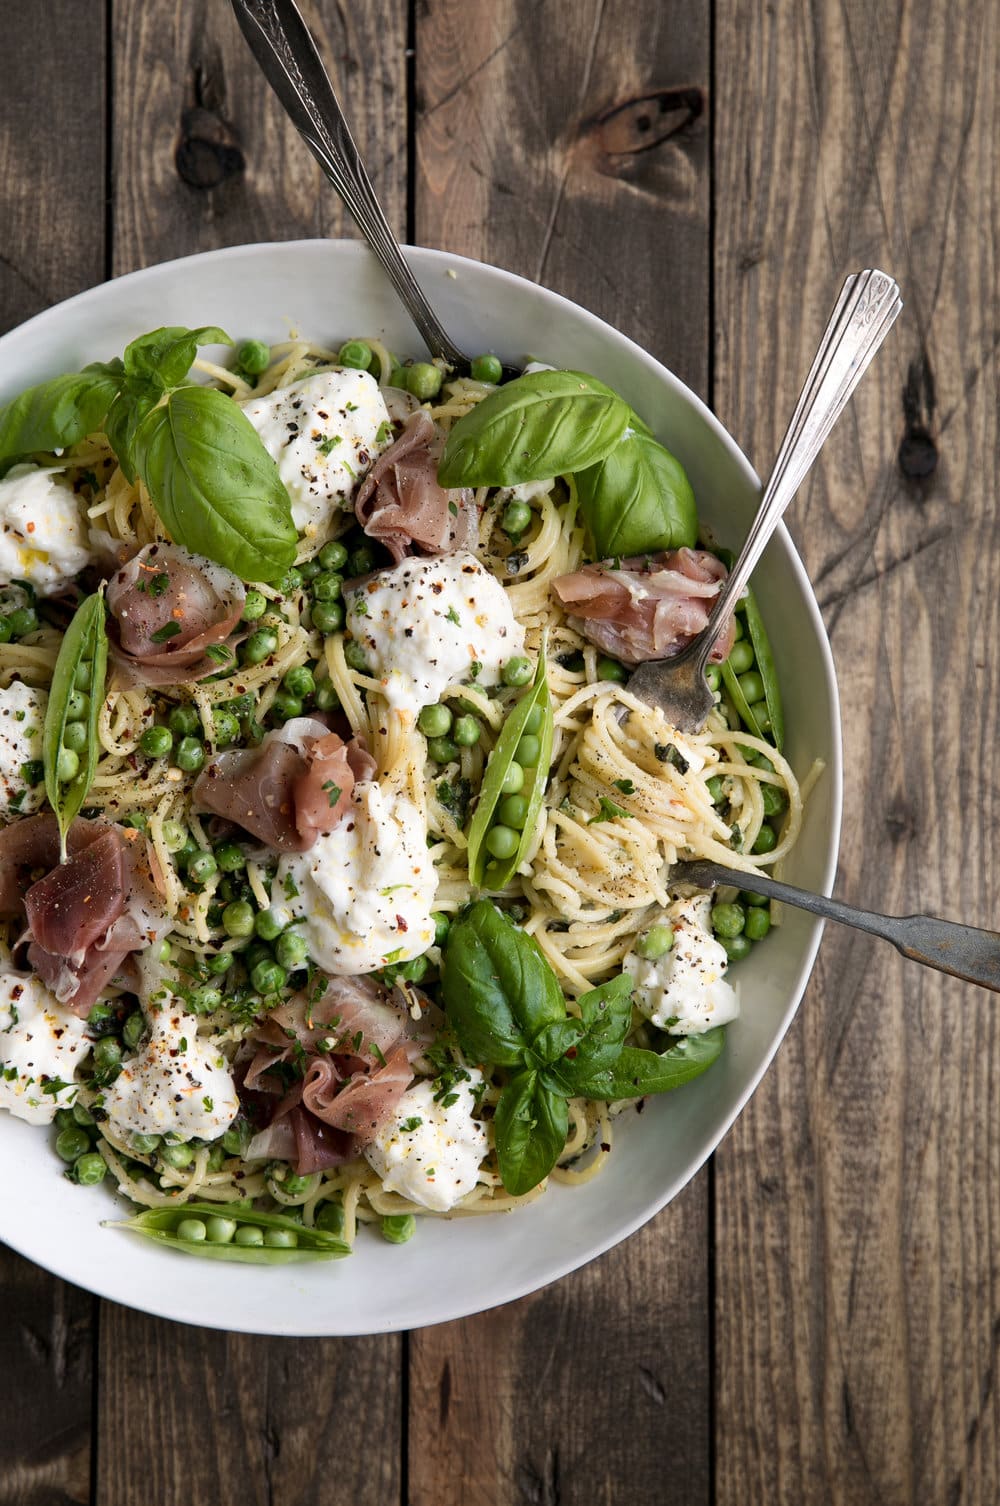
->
left=899, top=352, right=939, bottom=484
left=175, top=105, right=245, bottom=190
left=884, top=795, right=918, bottom=844
left=581, top=87, right=704, bottom=176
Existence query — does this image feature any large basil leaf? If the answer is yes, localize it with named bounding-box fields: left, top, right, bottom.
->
left=122, top=325, right=230, bottom=390
left=438, top=370, right=631, bottom=487
left=104, top=377, right=161, bottom=484
left=574, top=429, right=697, bottom=558
left=439, top=900, right=565, bottom=1067
left=568, top=1027, right=725, bottom=1100
left=0, top=361, right=123, bottom=470
left=540, top=973, right=634, bottom=1095
left=493, top=1069, right=569, bottom=1196
left=133, top=386, right=296, bottom=584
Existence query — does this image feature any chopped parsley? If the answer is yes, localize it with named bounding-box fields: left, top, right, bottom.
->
left=317, top=434, right=343, bottom=456
left=588, top=797, right=632, bottom=825
left=399, top=1116, right=423, bottom=1133
left=446, top=606, right=461, bottom=625
left=375, top=420, right=393, bottom=444
left=436, top=776, right=473, bottom=827
left=613, top=778, right=636, bottom=795
left=283, top=872, right=300, bottom=900
left=149, top=620, right=182, bottom=644
left=205, top=644, right=234, bottom=665
left=322, top=780, right=342, bottom=809
left=138, top=571, right=170, bottom=597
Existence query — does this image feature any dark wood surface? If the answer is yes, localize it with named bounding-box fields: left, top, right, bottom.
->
left=0, top=2, right=996, bottom=1502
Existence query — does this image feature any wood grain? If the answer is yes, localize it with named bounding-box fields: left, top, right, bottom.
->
left=713, top=1, right=1000, bottom=1501
left=410, top=5, right=712, bottom=1502
left=0, top=8, right=105, bottom=1502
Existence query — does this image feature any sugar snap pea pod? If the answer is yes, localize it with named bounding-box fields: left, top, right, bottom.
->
left=106, top=1201, right=351, bottom=1263
left=467, top=644, right=553, bottom=889
left=43, top=589, right=108, bottom=861
left=742, top=587, right=784, bottom=750
left=720, top=656, right=766, bottom=743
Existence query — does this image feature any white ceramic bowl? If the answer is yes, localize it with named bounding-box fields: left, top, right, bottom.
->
left=0, top=241, right=841, bottom=1334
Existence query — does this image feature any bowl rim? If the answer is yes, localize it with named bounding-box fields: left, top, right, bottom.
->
left=0, top=239, right=843, bottom=1332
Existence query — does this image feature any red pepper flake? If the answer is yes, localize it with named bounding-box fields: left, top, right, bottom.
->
left=26, top=521, right=36, bottom=534
left=396, top=915, right=408, bottom=932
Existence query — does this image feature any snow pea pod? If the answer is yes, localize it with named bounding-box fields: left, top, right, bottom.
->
left=720, top=653, right=766, bottom=744
left=466, top=645, right=553, bottom=889
left=741, top=587, right=784, bottom=750
left=43, top=589, right=108, bottom=861
left=107, top=1201, right=351, bottom=1263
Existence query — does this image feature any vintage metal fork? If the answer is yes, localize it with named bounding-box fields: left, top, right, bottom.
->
left=628, top=269, right=902, bottom=730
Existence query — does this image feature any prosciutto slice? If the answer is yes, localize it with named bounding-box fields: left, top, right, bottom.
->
left=551, top=547, right=736, bottom=666
left=106, top=542, right=245, bottom=687
left=355, top=410, right=478, bottom=563
left=192, top=717, right=376, bottom=853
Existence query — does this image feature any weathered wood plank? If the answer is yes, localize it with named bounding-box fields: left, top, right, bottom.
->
left=713, top=1, right=1000, bottom=1502
left=96, top=7, right=408, bottom=1504
left=0, top=7, right=105, bottom=1501
left=410, top=5, right=712, bottom=1502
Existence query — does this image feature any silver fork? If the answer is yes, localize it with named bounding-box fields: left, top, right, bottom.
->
left=629, top=269, right=902, bottom=730
left=230, top=0, right=518, bottom=378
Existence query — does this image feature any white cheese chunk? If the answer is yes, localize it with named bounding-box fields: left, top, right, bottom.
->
left=102, top=1006, right=239, bottom=1142
left=273, top=780, right=437, bottom=975
left=625, top=894, right=740, bottom=1035
left=0, top=464, right=93, bottom=594
left=0, top=970, right=90, bottom=1125
left=365, top=1071, right=487, bottom=1212
left=345, top=551, right=525, bottom=714
left=242, top=369, right=391, bottom=537
left=0, top=680, right=46, bottom=820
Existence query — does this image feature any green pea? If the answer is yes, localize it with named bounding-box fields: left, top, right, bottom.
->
left=190, top=985, right=223, bottom=1014
left=339, top=338, right=372, bottom=370
left=752, top=822, right=778, bottom=854
left=223, top=900, right=255, bottom=938
left=234, top=1225, right=264, bottom=1247
left=728, top=640, right=755, bottom=675
left=56, top=1126, right=91, bottom=1162
left=206, top=1144, right=227, bottom=1171
left=417, top=703, right=452, bottom=738
left=140, top=724, right=172, bottom=759
left=381, top=1213, right=416, bottom=1245
left=252, top=959, right=287, bottom=995
left=7, top=606, right=38, bottom=637
left=246, top=941, right=273, bottom=972
left=72, top=1100, right=96, bottom=1128
left=175, top=837, right=199, bottom=873
left=502, top=499, right=532, bottom=536
left=176, top=1217, right=207, bottom=1242
left=711, top=902, right=746, bottom=938
left=748, top=700, right=772, bottom=734
left=522, top=705, right=543, bottom=736
left=63, top=720, right=88, bottom=754
left=174, top=737, right=205, bottom=774
left=130, top=1133, right=160, bottom=1155
left=299, top=558, right=321, bottom=582
left=55, top=1108, right=78, bottom=1133
left=635, top=924, right=674, bottom=960
left=432, top=912, right=451, bottom=946
left=706, top=775, right=726, bottom=805
left=91, top=1038, right=122, bottom=1083
left=452, top=714, right=480, bottom=747
left=72, top=1152, right=107, bottom=1187
left=237, top=338, right=270, bottom=374
left=56, top=747, right=79, bottom=782
left=315, top=1200, right=346, bottom=1236
left=746, top=749, right=775, bottom=772
left=312, top=601, right=345, bottom=635
left=212, top=845, right=242, bottom=875
left=427, top=736, right=458, bottom=765
left=744, top=906, right=771, bottom=942
left=761, top=782, right=788, bottom=819
left=242, top=589, right=268, bottom=622
left=313, top=680, right=340, bottom=711
left=721, top=933, right=752, bottom=962
left=221, top=1122, right=251, bottom=1157
left=406, top=362, right=443, bottom=400
left=515, top=734, right=540, bottom=767
left=279, top=568, right=303, bottom=594
left=471, top=353, right=503, bottom=384
left=205, top=1215, right=237, bottom=1243
left=242, top=628, right=279, bottom=665
left=312, top=570, right=343, bottom=602
left=187, top=851, right=217, bottom=885
left=66, top=690, right=89, bottom=722
left=485, top=824, right=519, bottom=860
left=264, top=1227, right=298, bottom=1248
left=501, top=656, right=533, bottom=687
left=168, top=704, right=201, bottom=737
left=732, top=614, right=744, bottom=639
left=254, top=907, right=284, bottom=942
left=597, top=657, right=628, bottom=683
left=275, top=929, right=308, bottom=972
left=212, top=710, right=241, bottom=747
left=388, top=363, right=407, bottom=388
left=270, top=690, right=303, bottom=722
left=497, top=794, right=528, bottom=829
left=741, top=889, right=769, bottom=907
left=283, top=665, right=316, bottom=699
left=162, top=820, right=188, bottom=853
left=737, top=671, right=765, bottom=706
left=205, top=949, right=234, bottom=976
left=0, top=618, right=11, bottom=644
left=706, top=664, right=722, bottom=692
left=398, top=954, right=430, bottom=983
left=500, top=760, right=525, bottom=796
left=160, top=1142, right=195, bottom=1170
left=318, top=540, right=349, bottom=571
left=123, top=1010, right=145, bottom=1050
left=278, top=1171, right=316, bottom=1197
left=87, top=1001, right=115, bottom=1032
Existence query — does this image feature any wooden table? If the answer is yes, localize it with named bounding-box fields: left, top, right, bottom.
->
left=1, top=3, right=996, bottom=1502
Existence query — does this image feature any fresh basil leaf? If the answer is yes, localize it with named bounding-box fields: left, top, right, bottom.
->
left=574, top=429, right=697, bottom=559
left=438, top=370, right=631, bottom=487
left=123, top=325, right=231, bottom=390
left=43, top=590, right=108, bottom=862
left=0, top=361, right=123, bottom=470
left=568, top=1027, right=725, bottom=1100
left=133, top=386, right=297, bottom=584
left=104, top=376, right=161, bottom=484
left=528, top=1018, right=584, bottom=1069
left=493, top=1069, right=569, bottom=1196
left=541, top=973, right=634, bottom=1095
left=440, top=900, right=564, bottom=1067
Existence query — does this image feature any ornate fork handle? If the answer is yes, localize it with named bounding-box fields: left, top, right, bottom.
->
left=231, top=0, right=468, bottom=366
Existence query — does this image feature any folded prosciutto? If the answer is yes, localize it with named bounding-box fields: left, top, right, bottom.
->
left=355, top=409, right=477, bottom=563
left=106, top=541, right=245, bottom=687
left=551, top=547, right=736, bottom=666
left=192, top=716, right=377, bottom=853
